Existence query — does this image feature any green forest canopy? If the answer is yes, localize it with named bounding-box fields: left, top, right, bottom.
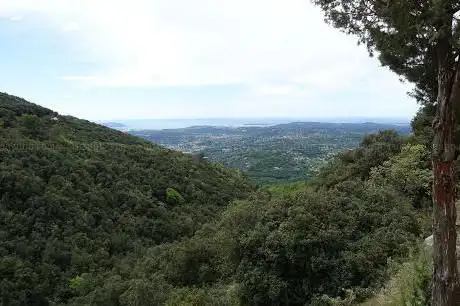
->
left=0, top=92, right=435, bottom=305
left=0, top=92, right=254, bottom=305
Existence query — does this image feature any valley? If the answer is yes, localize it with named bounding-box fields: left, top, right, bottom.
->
left=0, top=93, right=432, bottom=305
left=130, top=122, right=412, bottom=184
left=3, top=0, right=459, bottom=303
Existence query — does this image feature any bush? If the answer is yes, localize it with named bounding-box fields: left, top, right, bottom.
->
left=165, top=284, right=241, bottom=306
left=359, top=245, right=432, bottom=306
left=166, top=187, right=185, bottom=205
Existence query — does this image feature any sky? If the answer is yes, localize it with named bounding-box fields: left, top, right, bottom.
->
left=0, top=0, right=419, bottom=121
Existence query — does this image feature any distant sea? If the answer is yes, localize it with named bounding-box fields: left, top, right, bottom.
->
left=100, top=117, right=411, bottom=131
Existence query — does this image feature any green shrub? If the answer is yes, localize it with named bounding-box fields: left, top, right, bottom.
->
left=165, top=284, right=241, bottom=306
left=360, top=245, right=432, bottom=306
left=390, top=248, right=432, bottom=306
left=166, top=187, right=185, bottom=205
left=309, top=288, right=375, bottom=305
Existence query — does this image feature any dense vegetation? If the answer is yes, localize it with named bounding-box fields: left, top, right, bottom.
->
left=129, top=131, right=432, bottom=305
left=131, top=122, right=411, bottom=184
left=0, top=92, right=434, bottom=305
left=312, top=0, right=460, bottom=303
left=0, top=93, right=254, bottom=305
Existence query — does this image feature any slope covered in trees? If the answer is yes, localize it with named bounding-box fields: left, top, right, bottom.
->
left=126, top=130, right=432, bottom=306
left=0, top=92, right=435, bottom=305
left=0, top=92, right=254, bottom=305
left=310, top=0, right=460, bottom=303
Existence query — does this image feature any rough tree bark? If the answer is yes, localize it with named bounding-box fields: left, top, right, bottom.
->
left=431, top=12, right=459, bottom=305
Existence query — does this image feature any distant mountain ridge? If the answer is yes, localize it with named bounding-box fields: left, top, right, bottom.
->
left=130, top=121, right=411, bottom=133
left=99, top=117, right=411, bottom=131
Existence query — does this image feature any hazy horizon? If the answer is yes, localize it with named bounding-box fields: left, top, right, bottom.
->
left=1, top=1, right=418, bottom=121
left=100, top=115, right=412, bottom=121
left=101, top=116, right=412, bottom=130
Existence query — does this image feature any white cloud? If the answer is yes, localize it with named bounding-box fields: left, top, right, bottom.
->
left=0, top=0, right=419, bottom=119
left=9, top=15, right=24, bottom=21
left=0, top=0, right=382, bottom=88
left=252, top=84, right=298, bottom=96
left=61, top=21, right=80, bottom=32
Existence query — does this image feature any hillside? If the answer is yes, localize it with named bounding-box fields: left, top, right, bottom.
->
left=0, top=93, right=255, bottom=305
left=0, top=92, right=435, bottom=305
left=108, top=130, right=433, bottom=305
left=131, top=122, right=411, bottom=184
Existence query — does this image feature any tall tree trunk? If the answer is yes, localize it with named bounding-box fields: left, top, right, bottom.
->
left=431, top=20, right=459, bottom=304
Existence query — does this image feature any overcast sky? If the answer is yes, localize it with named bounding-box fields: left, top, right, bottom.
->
left=0, top=0, right=419, bottom=120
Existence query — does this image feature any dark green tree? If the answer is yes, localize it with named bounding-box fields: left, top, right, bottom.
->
left=19, top=114, right=43, bottom=138
left=311, top=0, right=460, bottom=304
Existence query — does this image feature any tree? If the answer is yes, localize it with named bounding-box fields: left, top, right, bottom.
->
left=19, top=114, right=43, bottom=138
left=311, top=0, right=460, bottom=304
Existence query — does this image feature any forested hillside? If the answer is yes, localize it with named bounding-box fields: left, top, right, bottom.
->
left=0, top=92, right=435, bottom=305
left=0, top=93, right=254, bottom=305
left=126, top=129, right=433, bottom=305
